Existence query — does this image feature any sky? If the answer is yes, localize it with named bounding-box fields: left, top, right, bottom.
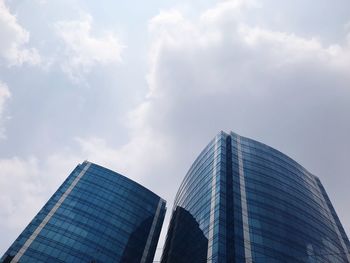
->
left=0, top=0, right=350, bottom=260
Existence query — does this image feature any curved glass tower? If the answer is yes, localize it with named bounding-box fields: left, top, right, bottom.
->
left=2, top=161, right=166, bottom=263
left=161, top=131, right=350, bottom=263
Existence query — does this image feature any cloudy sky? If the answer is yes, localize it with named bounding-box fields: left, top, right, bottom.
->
left=0, top=0, right=350, bottom=259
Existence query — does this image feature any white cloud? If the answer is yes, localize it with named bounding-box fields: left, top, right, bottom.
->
left=44, top=2, right=350, bottom=246
left=0, top=136, right=170, bottom=254
left=0, top=0, right=41, bottom=66
left=1, top=0, right=350, bottom=257
left=54, top=13, right=125, bottom=81
left=140, top=0, right=350, bottom=240
left=0, top=81, right=11, bottom=139
left=0, top=157, right=44, bottom=253
left=0, top=157, right=41, bottom=229
left=0, top=151, right=83, bottom=253
left=200, top=0, right=259, bottom=24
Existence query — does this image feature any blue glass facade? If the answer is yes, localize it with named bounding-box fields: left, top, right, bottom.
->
left=161, top=131, right=350, bottom=263
left=2, top=161, right=166, bottom=263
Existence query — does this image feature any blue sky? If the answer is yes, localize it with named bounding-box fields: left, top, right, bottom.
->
left=1, top=0, right=350, bottom=259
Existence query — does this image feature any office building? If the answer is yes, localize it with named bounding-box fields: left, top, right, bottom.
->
left=2, top=161, right=166, bottom=263
left=161, top=131, right=350, bottom=263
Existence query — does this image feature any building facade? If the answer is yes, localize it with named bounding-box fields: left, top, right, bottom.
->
left=161, top=131, right=350, bottom=263
left=2, top=161, right=166, bottom=263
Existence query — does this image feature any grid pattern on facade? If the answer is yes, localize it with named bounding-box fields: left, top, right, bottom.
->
left=161, top=131, right=350, bottom=263
left=2, top=161, right=166, bottom=263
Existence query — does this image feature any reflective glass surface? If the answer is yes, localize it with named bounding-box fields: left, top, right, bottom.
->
left=2, top=161, right=166, bottom=263
left=161, top=131, right=350, bottom=263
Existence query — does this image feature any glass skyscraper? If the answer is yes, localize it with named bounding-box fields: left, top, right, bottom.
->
left=161, top=131, right=350, bottom=263
left=2, top=161, right=166, bottom=263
